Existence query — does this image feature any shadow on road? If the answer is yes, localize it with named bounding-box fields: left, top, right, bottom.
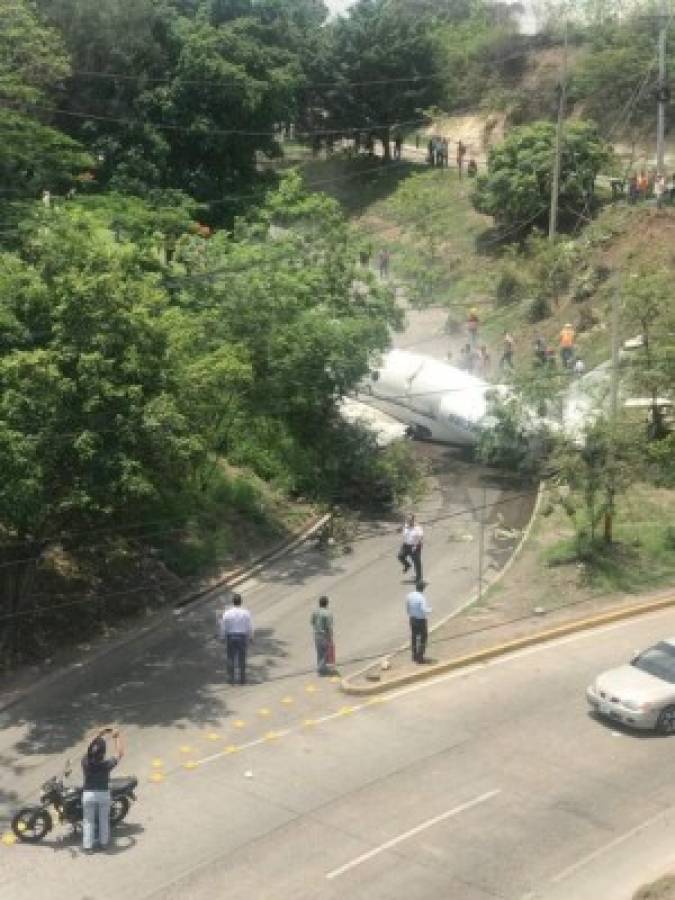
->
left=15, top=821, right=145, bottom=857
left=0, top=616, right=291, bottom=802
left=587, top=710, right=665, bottom=740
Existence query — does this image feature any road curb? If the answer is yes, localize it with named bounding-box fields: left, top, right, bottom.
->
left=0, top=513, right=330, bottom=716
left=341, top=593, right=675, bottom=696
left=174, top=512, right=331, bottom=609
left=340, top=480, right=545, bottom=693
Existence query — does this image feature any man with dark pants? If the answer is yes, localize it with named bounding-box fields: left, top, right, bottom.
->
left=219, top=593, right=254, bottom=684
left=408, top=515, right=424, bottom=585
left=397, top=513, right=414, bottom=574
left=406, top=582, right=431, bottom=663
left=310, top=595, right=334, bottom=676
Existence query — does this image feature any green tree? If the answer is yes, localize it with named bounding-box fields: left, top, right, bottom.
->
left=622, top=269, right=675, bottom=442
left=0, top=207, right=200, bottom=656
left=0, top=0, right=91, bottom=202
left=472, top=120, right=612, bottom=234
left=168, top=173, right=403, bottom=494
left=36, top=0, right=310, bottom=208
left=553, top=418, right=641, bottom=552
left=317, top=0, right=440, bottom=160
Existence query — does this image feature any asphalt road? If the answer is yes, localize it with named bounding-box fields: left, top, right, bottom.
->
left=4, top=600, right=675, bottom=898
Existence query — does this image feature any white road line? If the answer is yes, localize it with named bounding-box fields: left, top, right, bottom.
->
left=548, top=808, right=670, bottom=886
left=325, top=789, right=501, bottom=880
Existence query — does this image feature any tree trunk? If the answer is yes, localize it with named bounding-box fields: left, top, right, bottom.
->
left=381, top=127, right=391, bottom=161
left=603, top=510, right=613, bottom=543
left=0, top=542, right=41, bottom=663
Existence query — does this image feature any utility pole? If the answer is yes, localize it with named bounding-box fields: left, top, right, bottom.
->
left=549, top=16, right=569, bottom=242
left=477, top=484, right=486, bottom=602
left=604, top=286, right=621, bottom=544
left=656, top=1, right=669, bottom=177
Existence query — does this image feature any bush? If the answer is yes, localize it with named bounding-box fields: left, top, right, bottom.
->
left=526, top=295, right=551, bottom=323
left=664, top=526, right=675, bottom=551
left=495, top=268, right=525, bottom=306
left=577, top=304, right=599, bottom=333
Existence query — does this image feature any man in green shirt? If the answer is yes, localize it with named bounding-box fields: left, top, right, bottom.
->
left=310, top=595, right=334, bottom=676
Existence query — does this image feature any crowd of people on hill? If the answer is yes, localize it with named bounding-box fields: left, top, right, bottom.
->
left=611, top=170, right=675, bottom=208
left=450, top=311, right=585, bottom=380
left=424, top=135, right=478, bottom=176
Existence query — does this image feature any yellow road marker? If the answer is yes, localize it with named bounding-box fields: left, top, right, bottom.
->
left=305, top=685, right=319, bottom=693
left=338, top=706, right=355, bottom=715
left=329, top=676, right=341, bottom=684
left=281, top=696, right=294, bottom=705
left=367, top=697, right=385, bottom=705
left=179, top=745, right=192, bottom=754
left=150, top=772, right=165, bottom=783
left=264, top=731, right=281, bottom=741
left=233, top=720, right=246, bottom=729
left=206, top=732, right=221, bottom=741
left=183, top=760, right=198, bottom=770
left=151, top=758, right=164, bottom=768
left=1, top=832, right=17, bottom=846
left=224, top=745, right=239, bottom=754
left=303, top=718, right=317, bottom=727
left=257, top=708, right=271, bottom=717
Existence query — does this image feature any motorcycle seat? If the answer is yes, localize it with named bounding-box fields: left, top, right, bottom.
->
left=110, top=776, right=137, bottom=793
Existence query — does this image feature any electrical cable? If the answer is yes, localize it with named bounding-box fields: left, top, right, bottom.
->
left=0, top=487, right=540, bottom=597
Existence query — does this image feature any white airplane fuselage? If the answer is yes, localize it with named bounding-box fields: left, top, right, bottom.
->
left=362, top=350, right=495, bottom=446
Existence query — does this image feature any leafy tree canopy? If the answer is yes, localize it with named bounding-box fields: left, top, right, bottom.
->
left=314, top=0, right=441, bottom=158
left=472, top=120, right=612, bottom=233
left=0, top=0, right=91, bottom=199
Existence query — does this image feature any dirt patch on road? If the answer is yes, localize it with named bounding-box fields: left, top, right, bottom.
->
left=635, top=875, right=675, bottom=900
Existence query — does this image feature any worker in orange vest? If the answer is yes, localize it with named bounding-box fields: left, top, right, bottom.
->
left=559, top=323, right=575, bottom=369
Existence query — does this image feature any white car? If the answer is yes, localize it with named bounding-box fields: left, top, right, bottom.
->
left=586, top=640, right=675, bottom=733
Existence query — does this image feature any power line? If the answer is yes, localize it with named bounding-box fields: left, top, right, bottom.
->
left=61, top=45, right=536, bottom=93
left=0, top=488, right=539, bottom=592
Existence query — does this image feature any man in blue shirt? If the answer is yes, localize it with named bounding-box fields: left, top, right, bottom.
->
left=406, top=582, right=431, bottom=664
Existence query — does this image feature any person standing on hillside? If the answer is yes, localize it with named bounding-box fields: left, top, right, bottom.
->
left=406, top=583, right=431, bottom=664
left=456, top=140, right=466, bottom=177
left=310, top=595, right=335, bottom=676
left=478, top=344, right=491, bottom=377
left=500, top=331, right=514, bottom=370
left=219, top=593, right=254, bottom=685
left=559, top=323, right=575, bottom=369
left=466, top=307, right=479, bottom=347
left=378, top=247, right=390, bottom=279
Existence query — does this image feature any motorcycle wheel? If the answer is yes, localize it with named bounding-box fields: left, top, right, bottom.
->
left=11, top=808, right=52, bottom=842
left=110, top=796, right=130, bottom=826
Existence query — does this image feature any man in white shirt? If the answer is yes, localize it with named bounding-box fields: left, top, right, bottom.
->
left=408, top=516, right=424, bottom=585
left=406, top=584, right=431, bottom=664
left=397, top=513, right=415, bottom=574
left=219, top=593, right=254, bottom=685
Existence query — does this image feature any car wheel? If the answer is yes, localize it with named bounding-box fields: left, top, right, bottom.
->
left=657, top=705, right=675, bottom=734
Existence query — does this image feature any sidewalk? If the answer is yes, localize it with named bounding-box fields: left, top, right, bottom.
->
left=343, top=582, right=675, bottom=693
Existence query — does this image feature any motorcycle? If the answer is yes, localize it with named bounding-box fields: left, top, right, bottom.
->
left=11, top=762, right=138, bottom=843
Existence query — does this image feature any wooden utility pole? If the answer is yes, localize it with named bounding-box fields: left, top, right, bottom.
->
left=549, top=17, right=569, bottom=242
left=477, top=484, right=486, bottom=602
left=604, top=286, right=621, bottom=544
left=656, top=2, right=669, bottom=177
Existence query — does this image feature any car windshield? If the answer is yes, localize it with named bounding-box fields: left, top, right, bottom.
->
left=632, top=642, right=675, bottom=684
